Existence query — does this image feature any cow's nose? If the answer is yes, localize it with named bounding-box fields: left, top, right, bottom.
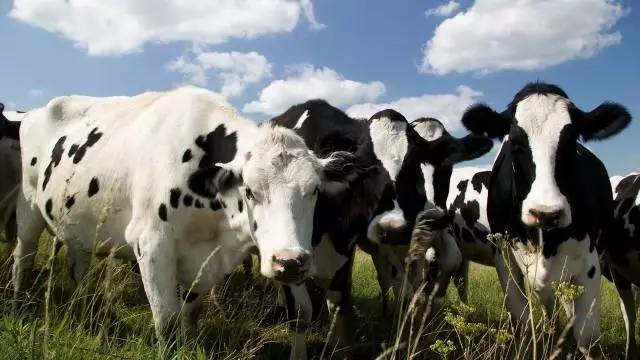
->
left=529, top=208, right=563, bottom=229
left=272, top=250, right=310, bottom=284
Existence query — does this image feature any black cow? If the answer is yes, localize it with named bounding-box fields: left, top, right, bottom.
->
left=0, top=103, right=21, bottom=250
left=270, top=100, right=492, bottom=356
left=461, top=82, right=631, bottom=359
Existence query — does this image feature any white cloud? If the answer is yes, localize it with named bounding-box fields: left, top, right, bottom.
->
left=346, top=85, right=482, bottom=132
left=421, top=0, right=627, bottom=75
left=10, top=0, right=324, bottom=56
left=243, top=65, right=385, bottom=116
left=168, top=51, right=272, bottom=97
left=425, top=1, right=461, bottom=17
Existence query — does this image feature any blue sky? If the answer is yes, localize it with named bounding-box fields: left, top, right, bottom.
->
left=1, top=0, right=638, bottom=174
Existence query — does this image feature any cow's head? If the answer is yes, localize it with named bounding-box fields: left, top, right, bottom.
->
left=190, top=125, right=362, bottom=284
left=462, top=82, right=631, bottom=230
left=0, top=103, right=21, bottom=141
left=366, top=111, right=492, bottom=245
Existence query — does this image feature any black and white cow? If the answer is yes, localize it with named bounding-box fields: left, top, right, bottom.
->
left=271, top=101, right=492, bottom=355
left=461, top=82, right=631, bottom=358
left=365, top=118, right=490, bottom=310
left=602, top=173, right=640, bottom=358
left=0, top=103, right=22, bottom=250
left=13, top=87, right=361, bottom=357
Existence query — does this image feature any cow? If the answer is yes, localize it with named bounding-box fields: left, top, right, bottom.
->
left=13, top=87, right=361, bottom=358
left=364, top=118, right=488, bottom=312
left=460, top=82, right=631, bottom=359
left=270, top=101, right=492, bottom=356
left=602, top=172, right=640, bottom=358
left=0, top=103, right=22, bottom=253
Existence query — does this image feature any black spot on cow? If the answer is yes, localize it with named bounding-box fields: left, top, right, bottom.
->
left=210, top=199, right=221, bottom=211
left=471, top=171, right=491, bottom=193
left=195, top=125, right=238, bottom=169
left=181, top=291, right=198, bottom=303
left=68, top=144, right=79, bottom=157
left=237, top=199, right=243, bottom=213
left=253, top=221, right=258, bottom=231
left=182, top=149, right=193, bottom=163
left=30, top=157, right=37, bottom=166
left=72, top=127, right=103, bottom=164
left=183, top=194, right=194, bottom=207
left=460, top=200, right=480, bottom=228
left=43, top=136, right=67, bottom=190
left=587, top=266, right=596, bottom=279
left=65, top=195, right=75, bottom=209
left=451, top=180, right=468, bottom=211
left=88, top=177, right=100, bottom=197
left=158, top=203, right=168, bottom=222
left=170, top=188, right=181, bottom=209
left=195, top=200, right=204, bottom=208
left=45, top=198, right=53, bottom=220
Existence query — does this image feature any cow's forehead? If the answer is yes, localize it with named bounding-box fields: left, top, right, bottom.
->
left=514, top=94, right=571, bottom=139
left=413, top=119, right=444, bottom=141
left=243, top=126, right=321, bottom=192
left=369, top=116, right=408, bottom=180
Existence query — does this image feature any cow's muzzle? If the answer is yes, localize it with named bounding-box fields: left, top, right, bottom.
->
left=528, top=208, right=564, bottom=230
left=272, top=250, right=310, bottom=284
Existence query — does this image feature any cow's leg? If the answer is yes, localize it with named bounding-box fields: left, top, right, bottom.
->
left=65, top=243, right=92, bottom=284
left=573, top=261, right=603, bottom=360
left=452, top=260, right=469, bottom=303
left=3, top=213, right=17, bottom=258
left=178, top=287, right=205, bottom=333
left=370, top=249, right=393, bottom=315
left=611, top=270, right=638, bottom=359
left=13, top=194, right=46, bottom=299
left=129, top=227, right=180, bottom=343
left=325, top=256, right=355, bottom=358
left=283, top=284, right=312, bottom=360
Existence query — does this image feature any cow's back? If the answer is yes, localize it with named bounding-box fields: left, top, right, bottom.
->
left=20, top=87, right=257, bottom=256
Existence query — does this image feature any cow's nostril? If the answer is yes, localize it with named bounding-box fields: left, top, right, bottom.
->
left=529, top=208, right=563, bottom=228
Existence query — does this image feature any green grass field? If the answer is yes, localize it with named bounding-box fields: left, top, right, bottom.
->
left=0, top=234, right=633, bottom=359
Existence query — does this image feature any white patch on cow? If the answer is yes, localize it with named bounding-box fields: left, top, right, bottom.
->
left=413, top=119, right=443, bottom=141
left=311, top=234, right=349, bottom=281
left=367, top=200, right=406, bottom=244
left=369, top=117, right=408, bottom=180
left=516, top=94, right=572, bottom=228
left=421, top=164, right=435, bottom=204
left=293, top=109, right=309, bottom=130
left=425, top=247, right=437, bottom=262
left=513, top=236, right=593, bottom=293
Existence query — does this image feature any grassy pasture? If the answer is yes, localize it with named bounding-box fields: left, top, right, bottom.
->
left=0, top=233, right=633, bottom=359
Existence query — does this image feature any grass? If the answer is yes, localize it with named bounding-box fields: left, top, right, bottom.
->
left=0, top=234, right=634, bottom=359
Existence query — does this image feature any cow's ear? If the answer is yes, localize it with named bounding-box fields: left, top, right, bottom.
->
left=318, top=151, right=371, bottom=193
left=188, top=164, right=242, bottom=198
left=425, top=134, right=493, bottom=167
left=461, top=104, right=510, bottom=139
left=574, top=102, right=631, bottom=141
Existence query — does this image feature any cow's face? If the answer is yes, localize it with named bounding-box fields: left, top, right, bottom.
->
left=190, top=126, right=361, bottom=284
left=463, top=82, right=631, bottom=230
left=366, top=112, right=492, bottom=245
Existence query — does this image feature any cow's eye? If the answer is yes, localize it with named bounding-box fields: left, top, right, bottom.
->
left=245, top=187, right=255, bottom=201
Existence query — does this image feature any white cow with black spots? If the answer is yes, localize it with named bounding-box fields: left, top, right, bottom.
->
left=13, top=87, right=359, bottom=358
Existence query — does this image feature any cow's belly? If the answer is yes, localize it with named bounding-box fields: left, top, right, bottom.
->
left=513, top=236, right=594, bottom=292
